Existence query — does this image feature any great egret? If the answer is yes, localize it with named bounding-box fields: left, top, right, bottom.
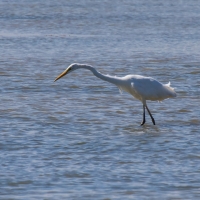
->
left=54, top=63, right=176, bottom=125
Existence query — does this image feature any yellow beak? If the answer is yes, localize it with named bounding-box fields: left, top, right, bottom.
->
left=54, top=68, right=69, bottom=82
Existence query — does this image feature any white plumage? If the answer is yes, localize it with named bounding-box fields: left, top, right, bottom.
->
left=54, top=63, right=176, bottom=125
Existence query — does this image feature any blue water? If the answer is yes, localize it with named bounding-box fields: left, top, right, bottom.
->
left=1, top=0, right=200, bottom=199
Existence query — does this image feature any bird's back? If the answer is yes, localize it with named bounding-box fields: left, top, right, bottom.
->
left=122, top=75, right=176, bottom=101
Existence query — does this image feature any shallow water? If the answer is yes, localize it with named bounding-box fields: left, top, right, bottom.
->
left=1, top=0, right=200, bottom=199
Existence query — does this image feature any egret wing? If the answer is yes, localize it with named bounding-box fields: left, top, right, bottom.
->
left=131, top=77, right=165, bottom=101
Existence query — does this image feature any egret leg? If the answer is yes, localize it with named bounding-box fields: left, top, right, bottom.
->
left=141, top=104, right=146, bottom=126
left=145, top=105, right=156, bottom=125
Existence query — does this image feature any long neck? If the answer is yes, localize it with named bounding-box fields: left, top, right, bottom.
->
left=77, top=64, right=123, bottom=86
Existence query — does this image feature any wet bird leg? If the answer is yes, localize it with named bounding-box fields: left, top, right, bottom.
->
left=141, top=104, right=146, bottom=125
left=146, top=105, right=155, bottom=125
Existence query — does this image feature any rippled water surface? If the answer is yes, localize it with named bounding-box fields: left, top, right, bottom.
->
left=1, top=0, right=200, bottom=199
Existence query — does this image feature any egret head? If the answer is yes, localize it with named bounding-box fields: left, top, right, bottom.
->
left=54, top=63, right=80, bottom=82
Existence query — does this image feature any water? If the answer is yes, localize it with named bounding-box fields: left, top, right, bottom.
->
left=1, top=0, right=200, bottom=199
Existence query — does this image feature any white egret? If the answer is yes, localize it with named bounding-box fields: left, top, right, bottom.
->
left=54, top=63, right=176, bottom=125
